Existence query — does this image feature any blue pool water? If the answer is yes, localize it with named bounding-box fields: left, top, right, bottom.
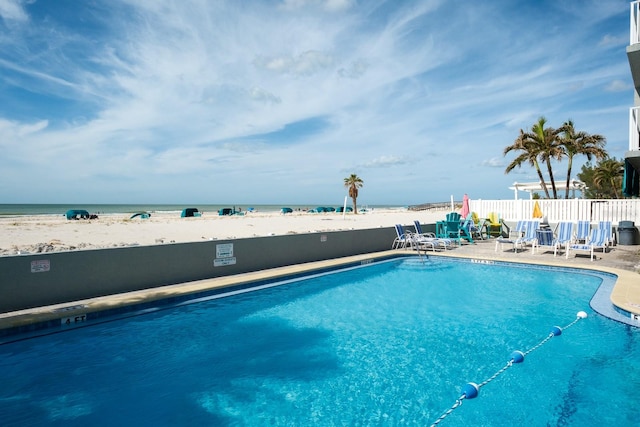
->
left=1, top=257, right=638, bottom=426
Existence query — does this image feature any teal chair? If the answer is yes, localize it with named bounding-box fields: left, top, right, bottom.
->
left=445, top=212, right=461, bottom=223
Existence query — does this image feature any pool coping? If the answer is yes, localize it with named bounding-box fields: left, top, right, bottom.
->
left=1, top=249, right=638, bottom=343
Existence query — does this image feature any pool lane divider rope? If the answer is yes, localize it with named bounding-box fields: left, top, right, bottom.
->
left=430, top=311, right=588, bottom=427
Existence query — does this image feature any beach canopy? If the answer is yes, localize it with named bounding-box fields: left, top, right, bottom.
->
left=181, top=208, right=200, bottom=217
left=509, top=180, right=586, bottom=199
left=460, top=194, right=470, bottom=218
left=130, top=212, right=150, bottom=219
left=532, top=201, right=543, bottom=218
left=65, top=209, right=90, bottom=220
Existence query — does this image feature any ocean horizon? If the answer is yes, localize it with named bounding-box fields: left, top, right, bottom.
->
left=0, top=203, right=409, bottom=217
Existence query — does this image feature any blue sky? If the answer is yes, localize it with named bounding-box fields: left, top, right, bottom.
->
left=0, top=0, right=632, bottom=205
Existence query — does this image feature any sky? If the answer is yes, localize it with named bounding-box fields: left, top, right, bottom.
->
left=0, top=0, right=634, bottom=205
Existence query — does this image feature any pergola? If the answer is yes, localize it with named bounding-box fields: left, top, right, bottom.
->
left=509, top=180, right=587, bottom=200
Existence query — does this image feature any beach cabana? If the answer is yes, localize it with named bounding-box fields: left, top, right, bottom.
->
left=65, top=209, right=90, bottom=220
left=130, top=212, right=151, bottom=219
left=181, top=208, right=201, bottom=217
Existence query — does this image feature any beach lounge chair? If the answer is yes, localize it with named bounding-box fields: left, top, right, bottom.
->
left=531, top=228, right=560, bottom=255
left=413, top=221, right=453, bottom=250
left=470, top=212, right=488, bottom=240
left=392, top=224, right=411, bottom=249
left=598, top=221, right=614, bottom=247
left=575, top=220, right=591, bottom=244
left=553, top=222, right=574, bottom=255
left=495, top=220, right=539, bottom=252
left=495, top=220, right=525, bottom=252
left=516, top=220, right=540, bottom=251
left=407, top=232, right=437, bottom=252
left=486, top=212, right=503, bottom=237
left=565, top=228, right=608, bottom=261
left=392, top=223, right=437, bottom=252
left=457, top=216, right=475, bottom=243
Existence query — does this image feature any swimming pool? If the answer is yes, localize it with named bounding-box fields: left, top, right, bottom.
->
left=1, top=256, right=638, bottom=426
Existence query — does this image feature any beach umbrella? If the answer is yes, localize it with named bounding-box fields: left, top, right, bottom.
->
left=460, top=194, right=470, bottom=218
left=532, top=200, right=543, bottom=218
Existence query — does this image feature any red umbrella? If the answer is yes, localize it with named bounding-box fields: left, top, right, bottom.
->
left=460, top=194, right=470, bottom=218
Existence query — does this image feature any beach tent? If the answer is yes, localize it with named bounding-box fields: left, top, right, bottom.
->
left=218, top=208, right=234, bottom=216
left=65, top=209, right=90, bottom=220
left=181, top=208, right=201, bottom=217
left=130, top=212, right=151, bottom=219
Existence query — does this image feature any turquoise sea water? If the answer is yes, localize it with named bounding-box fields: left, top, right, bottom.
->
left=0, top=257, right=637, bottom=426
left=0, top=204, right=400, bottom=217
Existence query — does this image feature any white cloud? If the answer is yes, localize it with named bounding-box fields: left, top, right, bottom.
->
left=253, top=51, right=336, bottom=76
left=0, top=0, right=29, bottom=22
left=0, top=0, right=632, bottom=204
left=605, top=79, right=631, bottom=92
left=481, top=158, right=505, bottom=168
left=360, top=155, right=409, bottom=169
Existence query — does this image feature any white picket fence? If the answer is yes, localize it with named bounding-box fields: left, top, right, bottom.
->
left=469, top=199, right=640, bottom=225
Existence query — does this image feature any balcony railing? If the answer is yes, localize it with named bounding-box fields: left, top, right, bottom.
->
left=630, top=107, right=640, bottom=151
left=632, top=1, right=640, bottom=45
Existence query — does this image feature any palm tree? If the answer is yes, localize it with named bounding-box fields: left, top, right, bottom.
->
left=504, top=116, right=563, bottom=198
left=504, top=129, right=551, bottom=198
left=530, top=117, right=564, bottom=199
left=344, top=174, right=364, bottom=214
left=593, top=158, right=623, bottom=199
left=559, top=120, right=607, bottom=199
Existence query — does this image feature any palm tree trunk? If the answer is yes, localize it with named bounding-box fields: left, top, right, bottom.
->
left=352, top=197, right=357, bottom=214
left=546, top=159, right=558, bottom=199
left=564, top=156, right=574, bottom=199
left=533, top=160, right=551, bottom=198
left=610, top=179, right=619, bottom=198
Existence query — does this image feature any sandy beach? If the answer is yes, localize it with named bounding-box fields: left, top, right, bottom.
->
left=0, top=208, right=450, bottom=256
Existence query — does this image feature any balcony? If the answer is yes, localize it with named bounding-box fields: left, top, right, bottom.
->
left=629, top=108, right=640, bottom=170
left=629, top=2, right=640, bottom=95
left=632, top=1, right=640, bottom=45
left=630, top=107, right=640, bottom=151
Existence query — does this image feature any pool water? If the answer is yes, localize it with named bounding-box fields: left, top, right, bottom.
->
left=1, top=257, right=638, bottom=426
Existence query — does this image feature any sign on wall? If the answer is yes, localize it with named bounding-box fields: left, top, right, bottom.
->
left=214, top=243, right=236, bottom=267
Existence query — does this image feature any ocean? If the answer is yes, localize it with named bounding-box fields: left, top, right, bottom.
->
left=0, top=203, right=402, bottom=217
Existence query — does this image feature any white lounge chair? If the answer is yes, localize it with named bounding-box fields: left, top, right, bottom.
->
left=413, top=220, right=453, bottom=250
left=394, top=223, right=437, bottom=251
left=392, top=224, right=411, bottom=249
left=565, top=228, right=607, bottom=261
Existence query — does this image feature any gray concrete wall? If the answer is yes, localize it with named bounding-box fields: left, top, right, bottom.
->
left=0, top=225, right=412, bottom=313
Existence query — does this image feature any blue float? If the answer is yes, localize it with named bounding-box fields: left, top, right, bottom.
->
left=510, top=350, right=525, bottom=364
left=461, top=382, right=479, bottom=399
left=550, top=326, right=562, bottom=336
left=430, top=311, right=589, bottom=427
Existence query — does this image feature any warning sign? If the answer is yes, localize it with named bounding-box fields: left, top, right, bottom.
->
left=31, top=260, right=50, bottom=273
left=216, top=243, right=234, bottom=258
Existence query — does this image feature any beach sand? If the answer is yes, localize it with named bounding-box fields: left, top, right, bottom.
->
left=0, top=208, right=450, bottom=256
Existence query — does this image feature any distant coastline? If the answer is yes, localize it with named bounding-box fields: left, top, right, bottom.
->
left=0, top=203, right=409, bottom=217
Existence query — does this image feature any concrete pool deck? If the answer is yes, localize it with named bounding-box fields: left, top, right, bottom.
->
left=1, top=237, right=639, bottom=339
